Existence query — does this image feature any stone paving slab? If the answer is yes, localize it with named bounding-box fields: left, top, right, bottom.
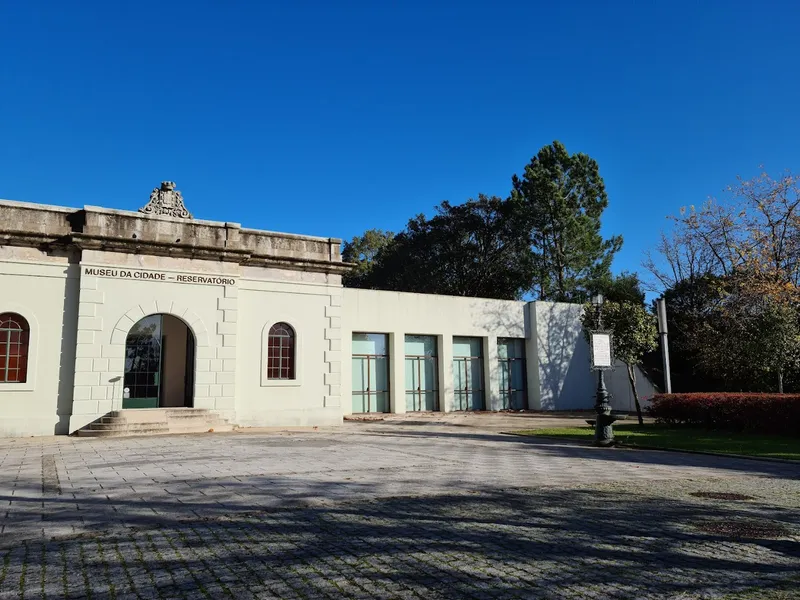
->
left=0, top=423, right=798, bottom=598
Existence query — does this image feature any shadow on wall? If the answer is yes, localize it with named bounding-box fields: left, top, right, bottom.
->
left=54, top=260, right=80, bottom=434
left=536, top=303, right=593, bottom=410
left=469, top=299, right=530, bottom=410
left=453, top=298, right=656, bottom=413
left=535, top=302, right=655, bottom=412
left=469, top=298, right=530, bottom=339
left=606, top=362, right=657, bottom=413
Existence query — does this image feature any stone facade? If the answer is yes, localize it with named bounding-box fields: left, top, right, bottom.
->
left=0, top=195, right=346, bottom=435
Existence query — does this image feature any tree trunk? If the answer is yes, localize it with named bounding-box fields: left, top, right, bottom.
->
left=778, top=370, right=784, bottom=394
left=627, top=363, right=644, bottom=426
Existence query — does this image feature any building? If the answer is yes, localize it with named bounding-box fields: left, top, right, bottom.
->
left=0, top=183, right=654, bottom=437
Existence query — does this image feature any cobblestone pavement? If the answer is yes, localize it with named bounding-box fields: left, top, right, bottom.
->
left=0, top=423, right=798, bottom=599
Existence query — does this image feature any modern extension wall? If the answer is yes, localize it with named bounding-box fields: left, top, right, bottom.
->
left=342, top=289, right=656, bottom=415
left=342, top=288, right=530, bottom=414
left=530, top=302, right=655, bottom=412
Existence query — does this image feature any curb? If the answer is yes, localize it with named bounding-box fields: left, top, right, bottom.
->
left=501, top=432, right=800, bottom=465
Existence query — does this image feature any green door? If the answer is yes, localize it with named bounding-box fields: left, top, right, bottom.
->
left=123, top=315, right=164, bottom=409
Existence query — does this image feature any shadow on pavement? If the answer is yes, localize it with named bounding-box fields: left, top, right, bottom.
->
left=1, top=477, right=798, bottom=599
left=345, top=427, right=799, bottom=482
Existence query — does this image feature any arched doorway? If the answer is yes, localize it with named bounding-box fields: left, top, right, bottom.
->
left=123, top=314, right=195, bottom=409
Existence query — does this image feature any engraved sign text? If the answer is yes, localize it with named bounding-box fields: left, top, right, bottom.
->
left=83, top=267, right=235, bottom=286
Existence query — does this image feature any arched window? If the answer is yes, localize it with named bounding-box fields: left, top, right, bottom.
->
left=267, top=322, right=295, bottom=380
left=0, top=313, right=30, bottom=383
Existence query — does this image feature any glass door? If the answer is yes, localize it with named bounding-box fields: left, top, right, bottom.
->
left=405, top=335, right=438, bottom=411
left=351, top=333, right=390, bottom=413
left=123, top=315, right=164, bottom=409
left=498, top=338, right=527, bottom=410
left=453, top=337, right=484, bottom=411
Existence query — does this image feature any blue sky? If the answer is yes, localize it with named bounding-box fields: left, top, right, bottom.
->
left=2, top=1, right=799, bottom=288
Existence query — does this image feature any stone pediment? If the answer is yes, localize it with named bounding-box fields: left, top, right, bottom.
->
left=139, top=181, right=193, bottom=219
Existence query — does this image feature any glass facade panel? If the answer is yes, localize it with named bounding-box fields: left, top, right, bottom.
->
left=498, top=338, right=527, bottom=410
left=351, top=333, right=390, bottom=413
left=352, top=333, right=388, bottom=355
left=405, top=335, right=438, bottom=411
left=452, top=336, right=484, bottom=410
left=453, top=337, right=482, bottom=358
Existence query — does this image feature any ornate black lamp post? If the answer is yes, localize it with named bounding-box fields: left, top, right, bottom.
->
left=590, top=293, right=615, bottom=446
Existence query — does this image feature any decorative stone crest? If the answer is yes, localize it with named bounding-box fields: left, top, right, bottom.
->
left=139, top=181, right=193, bottom=219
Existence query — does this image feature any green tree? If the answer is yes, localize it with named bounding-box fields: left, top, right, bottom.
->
left=512, top=141, right=623, bottom=302
left=592, top=271, right=646, bottom=305
left=645, top=170, right=800, bottom=392
left=656, top=274, right=728, bottom=392
left=581, top=301, right=658, bottom=425
left=752, top=299, right=800, bottom=393
left=363, top=195, right=536, bottom=299
left=341, top=229, right=394, bottom=288
left=708, top=276, right=800, bottom=393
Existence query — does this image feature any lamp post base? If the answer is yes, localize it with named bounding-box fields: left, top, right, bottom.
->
left=593, top=416, right=615, bottom=446
left=593, top=370, right=615, bottom=446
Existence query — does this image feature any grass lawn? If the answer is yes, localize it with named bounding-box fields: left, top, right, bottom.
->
left=511, top=423, right=800, bottom=461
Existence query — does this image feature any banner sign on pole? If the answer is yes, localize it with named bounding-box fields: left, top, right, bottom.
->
left=590, top=331, right=614, bottom=370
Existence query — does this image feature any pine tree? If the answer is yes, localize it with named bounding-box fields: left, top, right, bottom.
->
left=512, top=141, right=622, bottom=302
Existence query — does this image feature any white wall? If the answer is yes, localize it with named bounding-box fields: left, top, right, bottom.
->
left=235, top=268, right=342, bottom=427
left=68, top=250, right=240, bottom=432
left=342, top=291, right=656, bottom=415
left=531, top=302, right=656, bottom=412
left=342, top=289, right=529, bottom=414
left=0, top=247, right=78, bottom=436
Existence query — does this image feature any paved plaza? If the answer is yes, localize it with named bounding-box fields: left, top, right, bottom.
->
left=0, top=419, right=798, bottom=599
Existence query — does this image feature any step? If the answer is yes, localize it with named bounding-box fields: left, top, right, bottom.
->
left=78, top=424, right=234, bottom=437
left=87, top=423, right=170, bottom=431
left=99, top=416, right=129, bottom=424
left=168, top=424, right=235, bottom=433
left=93, top=418, right=229, bottom=428
left=77, top=408, right=233, bottom=438
left=165, top=413, right=227, bottom=421
left=77, top=427, right=170, bottom=437
left=99, top=414, right=227, bottom=424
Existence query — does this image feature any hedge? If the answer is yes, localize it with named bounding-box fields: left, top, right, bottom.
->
left=647, top=393, right=800, bottom=436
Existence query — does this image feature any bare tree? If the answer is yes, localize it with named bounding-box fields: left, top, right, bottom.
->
left=645, top=170, right=800, bottom=392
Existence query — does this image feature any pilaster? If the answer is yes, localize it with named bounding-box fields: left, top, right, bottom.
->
left=525, top=302, right=542, bottom=409
left=389, top=332, right=406, bottom=414
left=484, top=335, right=499, bottom=411
left=323, top=291, right=343, bottom=409
left=438, top=334, right=453, bottom=412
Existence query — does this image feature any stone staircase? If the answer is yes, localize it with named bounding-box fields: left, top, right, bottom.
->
left=77, top=408, right=235, bottom=438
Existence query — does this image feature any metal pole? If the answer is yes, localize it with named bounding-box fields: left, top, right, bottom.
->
left=656, top=298, right=672, bottom=394
left=660, top=332, right=672, bottom=394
